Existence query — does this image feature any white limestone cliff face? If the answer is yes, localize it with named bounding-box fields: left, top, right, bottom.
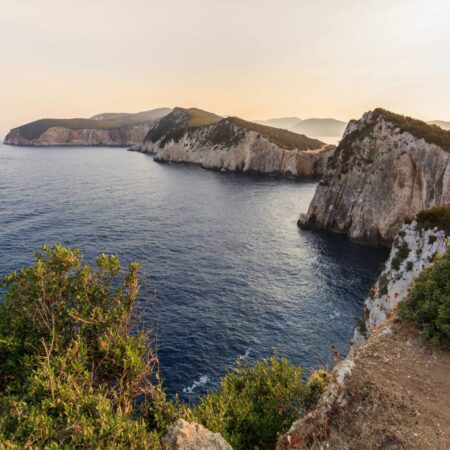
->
left=352, top=221, right=448, bottom=347
left=133, top=121, right=332, bottom=178
left=4, top=124, right=152, bottom=146
left=299, top=111, right=450, bottom=246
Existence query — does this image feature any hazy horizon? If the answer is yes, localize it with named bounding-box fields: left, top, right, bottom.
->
left=1, top=0, right=449, bottom=136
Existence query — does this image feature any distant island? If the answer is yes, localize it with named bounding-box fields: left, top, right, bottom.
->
left=255, top=117, right=347, bottom=137
left=3, top=108, right=172, bottom=146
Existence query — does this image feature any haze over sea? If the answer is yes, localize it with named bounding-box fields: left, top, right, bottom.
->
left=0, top=144, right=386, bottom=398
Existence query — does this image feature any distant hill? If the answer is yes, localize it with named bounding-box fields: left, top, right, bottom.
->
left=256, top=117, right=347, bottom=138
left=428, top=120, right=450, bottom=131
left=90, top=108, right=172, bottom=122
left=4, top=107, right=172, bottom=146
left=255, top=117, right=301, bottom=131
left=291, top=118, right=347, bottom=137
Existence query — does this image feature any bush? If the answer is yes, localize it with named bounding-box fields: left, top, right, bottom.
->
left=0, top=245, right=163, bottom=448
left=0, top=245, right=329, bottom=448
left=397, top=242, right=410, bottom=261
left=399, top=248, right=450, bottom=349
left=416, top=205, right=450, bottom=235
left=193, top=356, right=330, bottom=450
left=391, top=256, right=400, bottom=271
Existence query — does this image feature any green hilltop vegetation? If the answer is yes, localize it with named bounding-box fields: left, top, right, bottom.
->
left=0, top=245, right=328, bottom=449
left=145, top=107, right=223, bottom=145
left=327, top=108, right=450, bottom=174
left=373, top=108, right=450, bottom=152
left=9, top=108, right=172, bottom=141
left=412, top=205, right=450, bottom=235
left=147, top=108, right=326, bottom=151
left=340, top=108, right=450, bottom=153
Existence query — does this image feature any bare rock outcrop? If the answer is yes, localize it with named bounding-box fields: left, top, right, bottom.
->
left=163, top=419, right=232, bottom=450
left=299, top=108, right=450, bottom=246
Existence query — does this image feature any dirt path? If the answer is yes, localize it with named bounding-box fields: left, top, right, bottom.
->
left=279, top=319, right=450, bottom=449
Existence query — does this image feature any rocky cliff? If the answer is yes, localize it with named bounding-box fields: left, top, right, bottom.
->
left=279, top=211, right=450, bottom=449
left=299, top=108, right=450, bottom=246
left=352, top=215, right=448, bottom=346
left=4, top=108, right=172, bottom=146
left=5, top=123, right=153, bottom=147
left=133, top=108, right=333, bottom=177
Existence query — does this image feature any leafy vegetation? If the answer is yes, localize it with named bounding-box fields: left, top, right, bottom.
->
left=399, top=248, right=450, bottom=349
left=194, top=357, right=330, bottom=450
left=0, top=245, right=328, bottom=448
left=415, top=205, right=450, bottom=235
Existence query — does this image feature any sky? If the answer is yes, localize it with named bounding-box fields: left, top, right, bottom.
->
left=0, top=0, right=449, bottom=135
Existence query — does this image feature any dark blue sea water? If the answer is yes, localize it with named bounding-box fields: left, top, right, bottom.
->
left=0, top=144, right=387, bottom=399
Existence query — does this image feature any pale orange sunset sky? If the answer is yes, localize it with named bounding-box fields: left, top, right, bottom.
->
left=1, top=0, right=449, bottom=136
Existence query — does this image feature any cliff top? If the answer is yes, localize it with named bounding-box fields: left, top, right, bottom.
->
left=342, top=108, right=450, bottom=153
left=7, top=108, right=172, bottom=140
left=410, top=205, right=450, bottom=235
left=145, top=107, right=223, bottom=145
left=146, top=108, right=327, bottom=151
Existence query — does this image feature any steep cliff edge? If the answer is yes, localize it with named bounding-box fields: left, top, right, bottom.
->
left=4, top=108, right=172, bottom=146
left=279, top=209, right=450, bottom=449
left=299, top=108, right=450, bottom=246
left=133, top=107, right=333, bottom=177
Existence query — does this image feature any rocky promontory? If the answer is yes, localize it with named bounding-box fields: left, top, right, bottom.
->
left=132, top=107, right=334, bottom=178
left=299, top=108, right=450, bottom=246
left=4, top=108, right=172, bottom=147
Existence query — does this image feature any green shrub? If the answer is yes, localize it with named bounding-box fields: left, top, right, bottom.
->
left=397, top=242, right=410, bottom=261
left=378, top=273, right=389, bottom=296
left=399, top=248, right=450, bottom=349
left=193, top=356, right=330, bottom=450
left=391, top=256, right=400, bottom=271
left=0, top=245, right=164, bottom=447
left=416, top=205, right=450, bottom=235
left=0, top=338, right=160, bottom=449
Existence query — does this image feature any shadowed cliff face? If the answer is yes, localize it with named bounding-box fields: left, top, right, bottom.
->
left=299, top=109, right=450, bottom=246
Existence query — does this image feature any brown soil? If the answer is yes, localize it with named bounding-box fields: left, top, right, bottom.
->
left=278, top=319, right=450, bottom=449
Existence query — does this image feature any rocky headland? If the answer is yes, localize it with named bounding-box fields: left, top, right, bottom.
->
left=4, top=108, right=172, bottom=146
left=299, top=109, right=450, bottom=246
left=132, top=107, right=334, bottom=178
